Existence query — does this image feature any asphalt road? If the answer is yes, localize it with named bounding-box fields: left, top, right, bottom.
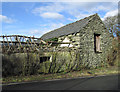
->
left=2, top=74, right=120, bottom=91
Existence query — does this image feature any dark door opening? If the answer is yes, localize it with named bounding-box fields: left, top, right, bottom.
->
left=40, top=56, right=50, bottom=63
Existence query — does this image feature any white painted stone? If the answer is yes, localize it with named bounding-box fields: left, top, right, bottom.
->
left=60, top=37, right=73, bottom=47
left=50, top=56, right=52, bottom=62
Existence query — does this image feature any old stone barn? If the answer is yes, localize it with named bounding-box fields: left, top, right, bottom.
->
left=40, top=13, right=112, bottom=69
left=2, top=13, right=113, bottom=76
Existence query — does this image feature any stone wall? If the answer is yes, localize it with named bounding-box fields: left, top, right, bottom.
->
left=79, top=15, right=112, bottom=68
left=2, top=51, right=83, bottom=77
left=58, top=32, right=80, bottom=48
left=57, top=15, right=113, bottom=68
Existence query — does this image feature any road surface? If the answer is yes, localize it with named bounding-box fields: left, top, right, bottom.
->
left=2, top=74, right=119, bottom=91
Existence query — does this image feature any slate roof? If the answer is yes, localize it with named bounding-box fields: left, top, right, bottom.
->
left=40, top=13, right=98, bottom=40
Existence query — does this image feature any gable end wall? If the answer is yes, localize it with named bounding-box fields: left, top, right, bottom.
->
left=58, top=15, right=112, bottom=68
left=78, top=15, right=113, bottom=68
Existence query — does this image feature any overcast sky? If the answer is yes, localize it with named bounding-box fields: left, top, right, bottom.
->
left=1, top=2, right=118, bottom=37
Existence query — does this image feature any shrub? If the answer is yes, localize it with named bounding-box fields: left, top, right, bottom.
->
left=107, top=38, right=119, bottom=66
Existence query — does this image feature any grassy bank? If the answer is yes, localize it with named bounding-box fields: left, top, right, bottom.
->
left=2, top=66, right=119, bottom=84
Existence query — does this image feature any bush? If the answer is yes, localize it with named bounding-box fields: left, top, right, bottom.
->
left=2, top=53, right=41, bottom=77
left=107, top=38, right=119, bottom=66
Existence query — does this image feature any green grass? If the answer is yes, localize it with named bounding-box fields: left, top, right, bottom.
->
left=2, top=66, right=119, bottom=84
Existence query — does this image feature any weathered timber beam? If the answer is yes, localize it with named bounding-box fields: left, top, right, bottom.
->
left=0, top=35, right=40, bottom=39
left=0, top=41, right=43, bottom=45
left=47, top=41, right=71, bottom=44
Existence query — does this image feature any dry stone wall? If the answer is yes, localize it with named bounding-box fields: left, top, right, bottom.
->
left=57, top=15, right=113, bottom=68
left=58, top=32, right=80, bottom=48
